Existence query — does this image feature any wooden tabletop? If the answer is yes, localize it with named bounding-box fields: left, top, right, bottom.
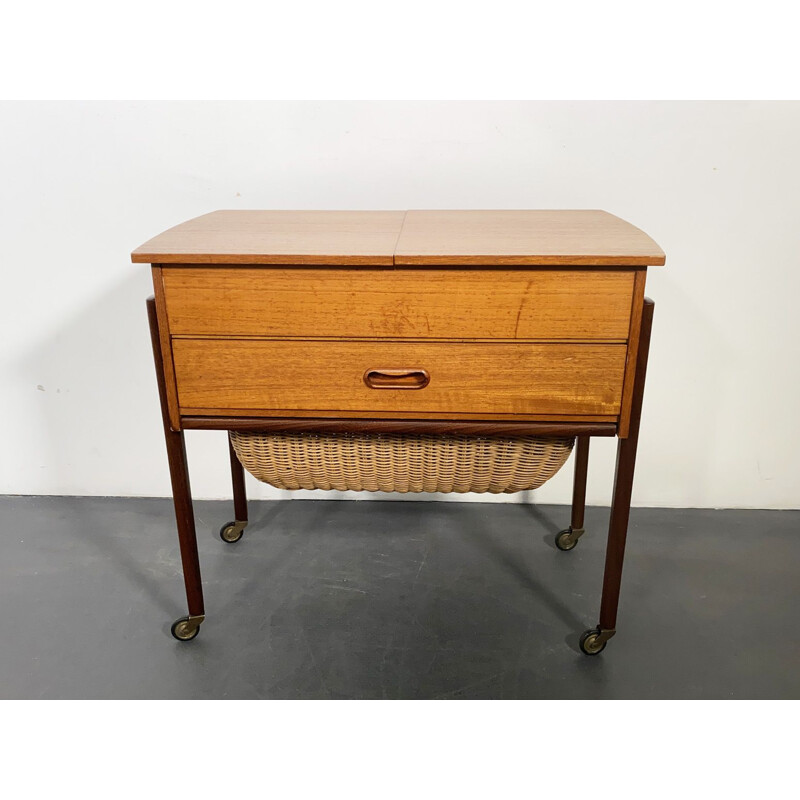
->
left=132, top=211, right=406, bottom=266
left=395, top=210, right=665, bottom=266
left=132, top=210, right=665, bottom=267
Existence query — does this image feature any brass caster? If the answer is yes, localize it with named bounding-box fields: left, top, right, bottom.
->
left=579, top=627, right=616, bottom=656
left=556, top=526, right=584, bottom=551
left=171, top=614, right=204, bottom=642
left=220, top=520, right=247, bottom=544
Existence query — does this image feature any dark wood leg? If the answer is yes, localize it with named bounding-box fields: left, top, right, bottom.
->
left=581, top=298, right=654, bottom=655
left=555, top=435, right=591, bottom=551
left=147, top=298, right=205, bottom=640
left=571, top=436, right=590, bottom=530
left=219, top=433, right=249, bottom=543
left=229, top=434, right=248, bottom=522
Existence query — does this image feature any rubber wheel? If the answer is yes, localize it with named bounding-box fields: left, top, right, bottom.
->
left=579, top=628, right=606, bottom=656
left=171, top=616, right=200, bottom=642
left=220, top=521, right=244, bottom=544
left=555, top=528, right=577, bottom=551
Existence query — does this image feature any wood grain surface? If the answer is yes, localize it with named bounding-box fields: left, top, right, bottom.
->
left=618, top=269, right=647, bottom=437
left=151, top=267, right=181, bottom=430
left=162, top=267, right=636, bottom=340
left=394, top=210, right=665, bottom=266
left=182, top=417, right=619, bottom=436
left=171, top=339, right=627, bottom=417
left=178, top=409, right=617, bottom=422
left=132, top=210, right=406, bottom=265
left=133, top=210, right=665, bottom=267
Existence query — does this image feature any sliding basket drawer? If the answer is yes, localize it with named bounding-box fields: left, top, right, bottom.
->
left=172, top=338, right=627, bottom=418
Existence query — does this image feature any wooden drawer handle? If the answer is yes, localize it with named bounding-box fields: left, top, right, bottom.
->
left=363, top=368, right=430, bottom=390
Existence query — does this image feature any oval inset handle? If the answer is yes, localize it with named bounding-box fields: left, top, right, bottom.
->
left=363, top=368, right=430, bottom=390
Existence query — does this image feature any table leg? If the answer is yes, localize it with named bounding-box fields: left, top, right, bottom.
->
left=147, top=298, right=205, bottom=641
left=555, top=435, right=590, bottom=550
left=219, top=433, right=249, bottom=543
left=581, top=298, right=654, bottom=655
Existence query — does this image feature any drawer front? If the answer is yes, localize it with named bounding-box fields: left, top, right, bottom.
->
left=172, top=339, right=627, bottom=417
left=162, top=267, right=635, bottom=340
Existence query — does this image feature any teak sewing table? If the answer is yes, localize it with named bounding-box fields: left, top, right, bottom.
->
left=133, top=210, right=665, bottom=655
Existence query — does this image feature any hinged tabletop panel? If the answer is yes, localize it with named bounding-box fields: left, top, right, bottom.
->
left=132, top=209, right=664, bottom=267
left=394, top=210, right=665, bottom=266
left=131, top=210, right=406, bottom=265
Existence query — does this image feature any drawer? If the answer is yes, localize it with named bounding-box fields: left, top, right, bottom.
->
left=172, top=339, right=627, bottom=417
left=161, top=267, right=635, bottom=340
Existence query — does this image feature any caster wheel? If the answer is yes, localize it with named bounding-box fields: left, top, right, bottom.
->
left=579, top=628, right=607, bottom=656
left=171, top=616, right=201, bottom=642
left=220, top=521, right=245, bottom=544
left=556, top=528, right=577, bottom=551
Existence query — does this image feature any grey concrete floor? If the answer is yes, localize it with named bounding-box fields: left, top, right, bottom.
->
left=0, top=496, right=798, bottom=699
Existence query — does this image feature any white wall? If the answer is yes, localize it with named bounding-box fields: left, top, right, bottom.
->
left=1, top=101, right=798, bottom=509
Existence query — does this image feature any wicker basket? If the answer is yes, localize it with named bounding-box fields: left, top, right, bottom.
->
left=230, top=431, right=574, bottom=494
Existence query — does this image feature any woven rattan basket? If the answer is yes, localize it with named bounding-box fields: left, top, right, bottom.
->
left=230, top=431, right=574, bottom=494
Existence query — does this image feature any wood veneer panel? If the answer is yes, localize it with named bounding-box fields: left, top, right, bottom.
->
left=618, top=269, right=647, bottom=437
left=132, top=210, right=666, bottom=267
left=151, top=267, right=181, bottom=430
left=181, top=417, right=618, bottom=436
left=161, top=267, right=635, bottom=341
left=172, top=339, right=627, bottom=417
left=180, top=409, right=617, bottom=422
left=394, top=210, right=666, bottom=266
left=132, top=210, right=406, bottom=265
